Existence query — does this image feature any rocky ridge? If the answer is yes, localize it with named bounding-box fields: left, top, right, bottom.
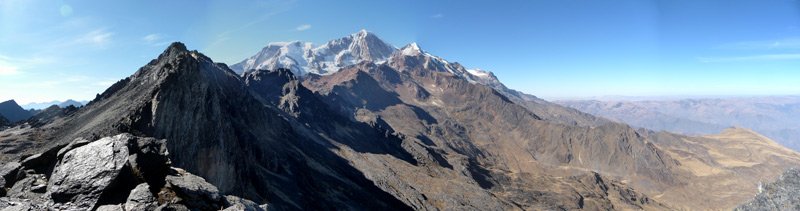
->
left=0, top=133, right=266, bottom=210
left=736, top=168, right=800, bottom=210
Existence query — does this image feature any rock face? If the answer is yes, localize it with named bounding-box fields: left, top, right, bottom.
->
left=736, top=168, right=800, bottom=210
left=0, top=100, right=31, bottom=123
left=0, top=133, right=266, bottom=210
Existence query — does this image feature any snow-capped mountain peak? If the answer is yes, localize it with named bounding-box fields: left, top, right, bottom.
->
left=400, top=42, right=424, bottom=56
left=232, top=30, right=503, bottom=90
left=232, top=30, right=397, bottom=76
left=466, top=68, right=492, bottom=78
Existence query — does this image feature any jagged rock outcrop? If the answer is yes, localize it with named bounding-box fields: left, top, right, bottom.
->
left=243, top=68, right=306, bottom=116
left=736, top=169, right=800, bottom=210
left=0, top=133, right=266, bottom=210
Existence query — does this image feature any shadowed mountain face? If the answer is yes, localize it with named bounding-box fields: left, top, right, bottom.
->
left=0, top=100, right=32, bottom=123
left=557, top=98, right=800, bottom=151
left=1, top=32, right=799, bottom=210
left=0, top=115, right=8, bottom=127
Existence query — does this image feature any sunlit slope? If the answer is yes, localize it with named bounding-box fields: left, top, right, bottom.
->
left=651, top=127, right=800, bottom=210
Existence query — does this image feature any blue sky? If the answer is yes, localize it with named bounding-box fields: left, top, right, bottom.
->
left=1, top=0, right=799, bottom=103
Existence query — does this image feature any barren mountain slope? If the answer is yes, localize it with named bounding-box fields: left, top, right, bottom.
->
left=303, top=51, right=684, bottom=209
left=647, top=127, right=800, bottom=210
left=302, top=46, right=800, bottom=209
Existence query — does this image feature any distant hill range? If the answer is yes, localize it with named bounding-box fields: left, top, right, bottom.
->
left=557, top=96, right=800, bottom=151
left=20, top=99, right=87, bottom=110
left=0, top=100, right=33, bottom=122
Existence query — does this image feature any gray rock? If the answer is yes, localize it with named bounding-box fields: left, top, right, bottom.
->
left=7, top=171, right=46, bottom=199
left=126, top=137, right=170, bottom=191
left=95, top=204, right=123, bottom=211
left=17, top=155, right=45, bottom=174
left=223, top=195, right=264, bottom=211
left=46, top=134, right=131, bottom=209
left=164, top=169, right=223, bottom=210
left=3, top=132, right=263, bottom=210
left=0, top=199, right=33, bottom=211
left=154, top=203, right=190, bottom=211
left=125, top=183, right=157, bottom=211
left=736, top=168, right=800, bottom=210
left=0, top=162, right=21, bottom=196
left=55, top=138, right=91, bottom=160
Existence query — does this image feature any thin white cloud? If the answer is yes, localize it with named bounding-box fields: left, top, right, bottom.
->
left=142, top=33, right=162, bottom=42
left=73, top=29, right=113, bottom=48
left=718, top=38, right=800, bottom=50
left=141, top=33, right=170, bottom=47
left=698, top=54, right=800, bottom=63
left=295, top=24, right=311, bottom=31
left=431, top=13, right=444, bottom=18
left=0, top=54, right=54, bottom=75
left=0, top=65, right=19, bottom=75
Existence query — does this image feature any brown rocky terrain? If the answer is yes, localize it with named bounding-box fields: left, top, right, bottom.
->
left=303, top=43, right=800, bottom=209
left=647, top=127, right=800, bottom=210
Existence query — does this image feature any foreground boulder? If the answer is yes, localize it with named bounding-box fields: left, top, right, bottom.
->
left=47, top=134, right=131, bottom=209
left=0, top=133, right=266, bottom=210
left=124, top=183, right=157, bottom=210
left=162, top=168, right=224, bottom=210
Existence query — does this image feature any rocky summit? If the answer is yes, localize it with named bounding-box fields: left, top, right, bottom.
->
left=1, top=31, right=799, bottom=211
